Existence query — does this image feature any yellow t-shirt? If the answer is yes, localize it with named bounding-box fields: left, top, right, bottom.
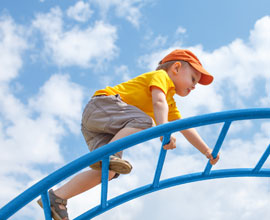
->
left=94, top=70, right=181, bottom=122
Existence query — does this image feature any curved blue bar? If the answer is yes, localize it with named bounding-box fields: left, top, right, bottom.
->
left=75, top=168, right=270, bottom=220
left=0, top=108, right=270, bottom=220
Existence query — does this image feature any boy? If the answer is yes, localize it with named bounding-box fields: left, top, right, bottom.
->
left=38, top=49, right=220, bottom=220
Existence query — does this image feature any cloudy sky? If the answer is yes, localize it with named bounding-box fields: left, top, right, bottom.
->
left=0, top=0, right=270, bottom=219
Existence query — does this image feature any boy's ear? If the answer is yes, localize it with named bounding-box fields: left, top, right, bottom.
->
left=172, top=61, right=182, bottom=74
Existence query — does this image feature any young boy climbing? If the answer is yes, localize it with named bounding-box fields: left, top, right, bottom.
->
left=38, top=49, right=220, bottom=220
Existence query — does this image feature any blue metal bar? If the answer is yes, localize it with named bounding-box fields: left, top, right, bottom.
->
left=75, top=168, right=270, bottom=220
left=253, top=144, right=270, bottom=172
left=101, top=156, right=110, bottom=208
left=1, top=108, right=270, bottom=220
left=203, top=121, right=231, bottom=175
left=41, top=191, right=52, bottom=220
left=152, top=133, right=171, bottom=188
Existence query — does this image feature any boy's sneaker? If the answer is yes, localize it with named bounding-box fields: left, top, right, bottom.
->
left=90, top=156, right=132, bottom=174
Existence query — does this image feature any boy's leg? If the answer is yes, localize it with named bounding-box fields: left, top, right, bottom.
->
left=53, top=169, right=113, bottom=200
left=45, top=95, right=153, bottom=218
left=48, top=170, right=106, bottom=220
left=109, top=127, right=142, bottom=142
left=53, top=127, right=142, bottom=200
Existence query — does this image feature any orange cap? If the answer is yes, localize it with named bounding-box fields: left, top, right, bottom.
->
left=160, top=49, right=213, bottom=85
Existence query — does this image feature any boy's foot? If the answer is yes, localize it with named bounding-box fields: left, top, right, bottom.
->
left=90, top=155, right=132, bottom=174
left=37, top=189, right=69, bottom=220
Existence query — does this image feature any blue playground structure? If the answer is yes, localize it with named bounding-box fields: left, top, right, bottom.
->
left=0, top=108, right=270, bottom=219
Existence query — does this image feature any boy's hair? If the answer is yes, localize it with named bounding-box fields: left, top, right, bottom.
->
left=156, top=60, right=189, bottom=72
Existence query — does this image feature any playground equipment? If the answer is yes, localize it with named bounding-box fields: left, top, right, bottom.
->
left=0, top=108, right=270, bottom=220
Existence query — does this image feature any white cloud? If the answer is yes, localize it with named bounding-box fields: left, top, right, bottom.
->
left=32, top=7, right=118, bottom=68
left=175, top=84, right=224, bottom=117
left=29, top=74, right=84, bottom=134
left=175, top=26, right=186, bottom=35
left=90, top=0, right=146, bottom=28
left=0, top=15, right=55, bottom=207
left=1, top=8, right=270, bottom=220
left=0, top=15, right=86, bottom=214
left=142, top=30, right=168, bottom=49
left=151, top=35, right=167, bottom=48
left=139, top=16, right=270, bottom=116
left=0, top=74, right=84, bottom=214
left=0, top=15, right=28, bottom=82
left=138, top=47, right=176, bottom=70
left=203, top=16, right=270, bottom=102
left=67, top=1, right=93, bottom=22
left=114, top=118, right=269, bottom=220
left=250, top=16, right=270, bottom=51
left=65, top=123, right=270, bottom=220
left=258, top=82, right=270, bottom=106
left=133, top=177, right=270, bottom=220
left=115, top=65, right=132, bottom=81
left=131, top=17, right=270, bottom=219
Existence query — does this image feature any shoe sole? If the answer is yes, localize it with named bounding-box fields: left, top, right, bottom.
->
left=90, top=160, right=132, bottom=174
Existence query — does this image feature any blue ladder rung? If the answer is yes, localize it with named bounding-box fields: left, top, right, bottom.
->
left=152, top=133, right=171, bottom=188
left=203, top=121, right=231, bottom=175
left=41, top=190, right=52, bottom=220
left=101, top=156, right=110, bottom=208
left=253, top=144, right=270, bottom=172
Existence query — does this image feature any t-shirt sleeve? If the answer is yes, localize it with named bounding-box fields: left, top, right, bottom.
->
left=148, top=70, right=181, bottom=121
left=148, top=71, right=171, bottom=95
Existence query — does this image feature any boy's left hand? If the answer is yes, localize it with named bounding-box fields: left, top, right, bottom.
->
left=162, top=135, right=177, bottom=150
left=204, top=149, right=220, bottom=165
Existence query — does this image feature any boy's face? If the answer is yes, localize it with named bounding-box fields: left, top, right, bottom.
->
left=170, top=62, right=201, bottom=97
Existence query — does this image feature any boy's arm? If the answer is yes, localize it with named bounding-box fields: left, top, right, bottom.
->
left=151, top=86, right=219, bottom=164
left=180, top=128, right=219, bottom=165
left=151, top=86, right=176, bottom=150
left=151, top=86, right=168, bottom=125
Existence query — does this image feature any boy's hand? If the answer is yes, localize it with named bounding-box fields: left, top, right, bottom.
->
left=161, top=135, right=177, bottom=150
left=204, top=149, right=220, bottom=165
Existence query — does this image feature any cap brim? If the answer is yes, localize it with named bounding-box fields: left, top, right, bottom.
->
left=199, top=74, right=214, bottom=85
left=189, top=63, right=214, bottom=85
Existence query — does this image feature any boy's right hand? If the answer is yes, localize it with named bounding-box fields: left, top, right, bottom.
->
left=161, top=135, right=177, bottom=150
left=204, top=149, right=220, bottom=165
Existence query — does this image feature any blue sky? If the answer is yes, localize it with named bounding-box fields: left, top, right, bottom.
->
left=0, top=0, right=270, bottom=219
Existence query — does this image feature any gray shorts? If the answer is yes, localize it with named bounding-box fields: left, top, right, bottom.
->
left=81, top=95, right=154, bottom=158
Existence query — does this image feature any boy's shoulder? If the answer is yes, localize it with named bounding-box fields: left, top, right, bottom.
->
left=123, top=70, right=171, bottom=87
left=137, top=69, right=168, bottom=79
left=138, top=69, right=174, bottom=88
